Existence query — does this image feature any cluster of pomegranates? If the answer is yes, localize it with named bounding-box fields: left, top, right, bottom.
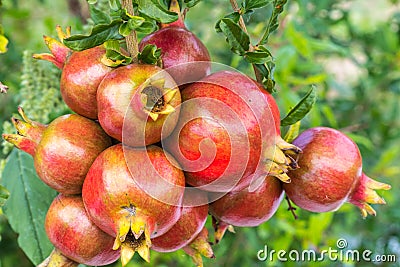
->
left=2, top=2, right=391, bottom=267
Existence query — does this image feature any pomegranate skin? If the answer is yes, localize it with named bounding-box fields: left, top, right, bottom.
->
left=284, top=127, right=362, bottom=212
left=45, top=194, right=120, bottom=266
left=209, top=176, right=284, bottom=227
left=60, top=45, right=112, bottom=119
left=2, top=109, right=112, bottom=195
left=151, top=190, right=209, bottom=253
left=163, top=70, right=298, bottom=192
left=284, top=127, right=391, bottom=217
left=82, top=144, right=185, bottom=264
left=139, top=26, right=211, bottom=85
left=97, top=63, right=181, bottom=147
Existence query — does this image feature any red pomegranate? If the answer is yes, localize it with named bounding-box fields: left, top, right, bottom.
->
left=209, top=176, right=283, bottom=243
left=163, top=70, right=300, bottom=192
left=283, top=127, right=391, bottom=217
left=33, top=26, right=113, bottom=119
left=2, top=107, right=111, bottom=194
left=96, top=63, right=181, bottom=147
left=82, top=144, right=185, bottom=265
left=139, top=0, right=211, bottom=85
left=151, top=189, right=209, bottom=252
left=43, top=194, right=120, bottom=266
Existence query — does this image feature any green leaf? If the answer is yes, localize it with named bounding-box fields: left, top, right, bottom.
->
left=0, top=184, right=9, bottom=206
left=1, top=149, right=57, bottom=265
left=283, top=121, right=301, bottom=143
left=243, top=0, right=271, bottom=11
left=89, top=4, right=111, bottom=24
left=138, top=44, right=162, bottom=65
left=244, top=47, right=273, bottom=64
left=218, top=18, right=250, bottom=56
left=258, top=0, right=288, bottom=45
left=138, top=0, right=178, bottom=23
left=184, top=0, right=202, bottom=8
left=87, top=0, right=97, bottom=4
left=281, top=86, right=317, bottom=126
left=109, top=0, right=121, bottom=10
left=215, top=12, right=240, bottom=33
left=63, top=20, right=124, bottom=51
left=102, top=40, right=133, bottom=67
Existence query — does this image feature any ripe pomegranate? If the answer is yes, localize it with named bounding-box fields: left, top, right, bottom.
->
left=163, top=70, right=300, bottom=192
left=182, top=227, right=215, bottom=267
left=2, top=107, right=111, bottom=194
left=139, top=0, right=211, bottom=85
left=151, top=189, right=209, bottom=252
left=96, top=63, right=181, bottom=147
left=82, top=144, right=185, bottom=266
left=209, top=176, right=283, bottom=243
left=34, top=26, right=113, bottom=119
left=43, top=194, right=120, bottom=266
left=283, top=127, right=391, bottom=217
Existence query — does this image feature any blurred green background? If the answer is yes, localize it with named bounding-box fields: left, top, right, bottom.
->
left=0, top=0, right=399, bottom=266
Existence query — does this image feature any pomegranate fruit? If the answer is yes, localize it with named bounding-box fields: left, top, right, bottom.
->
left=2, top=107, right=111, bottom=194
left=34, top=26, right=113, bottom=119
left=139, top=0, right=211, bottom=85
left=96, top=63, right=181, bottom=147
left=82, top=144, right=185, bottom=265
left=43, top=194, right=120, bottom=266
left=151, top=189, right=209, bottom=252
left=182, top=227, right=215, bottom=267
left=163, top=70, right=300, bottom=192
left=209, top=176, right=283, bottom=243
left=283, top=127, right=391, bottom=217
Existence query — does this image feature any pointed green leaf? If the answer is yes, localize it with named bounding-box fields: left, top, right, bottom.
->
left=258, top=0, right=288, bottom=45
left=89, top=4, right=111, bottom=24
left=184, top=0, right=202, bottom=8
left=215, top=12, right=240, bottom=33
left=244, top=47, right=273, bottom=64
left=218, top=18, right=250, bottom=56
left=243, top=0, right=271, bottom=11
left=63, top=20, right=124, bottom=51
left=281, top=86, right=317, bottom=126
left=0, top=184, right=9, bottom=206
left=102, top=40, right=133, bottom=67
left=138, top=0, right=178, bottom=23
left=1, top=149, right=57, bottom=265
left=283, top=121, right=301, bottom=143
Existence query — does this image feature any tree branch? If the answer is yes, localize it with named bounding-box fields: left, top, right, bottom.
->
left=122, top=0, right=139, bottom=63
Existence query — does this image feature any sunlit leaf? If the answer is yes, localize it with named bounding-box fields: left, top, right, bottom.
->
left=243, top=0, right=271, bottom=11
left=138, top=44, right=162, bottom=65
left=63, top=20, right=124, bottom=51
left=281, top=86, right=317, bottom=126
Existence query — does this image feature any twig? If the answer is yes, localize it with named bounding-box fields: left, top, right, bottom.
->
left=229, top=0, right=264, bottom=83
left=285, top=195, right=298, bottom=220
left=122, top=0, right=139, bottom=63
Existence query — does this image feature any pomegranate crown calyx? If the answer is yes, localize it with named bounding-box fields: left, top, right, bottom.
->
left=113, top=211, right=152, bottom=266
left=349, top=173, right=391, bottom=218
left=33, top=25, right=72, bottom=69
left=139, top=77, right=178, bottom=121
left=2, top=107, right=46, bottom=156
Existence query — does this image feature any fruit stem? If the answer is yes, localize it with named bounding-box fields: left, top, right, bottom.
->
left=162, top=0, right=185, bottom=28
left=229, top=0, right=264, bottom=84
left=122, top=0, right=139, bottom=63
left=36, top=248, right=79, bottom=267
left=285, top=195, right=298, bottom=220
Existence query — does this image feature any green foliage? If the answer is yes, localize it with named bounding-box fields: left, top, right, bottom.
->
left=281, top=86, right=316, bottom=126
left=1, top=149, right=57, bottom=265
